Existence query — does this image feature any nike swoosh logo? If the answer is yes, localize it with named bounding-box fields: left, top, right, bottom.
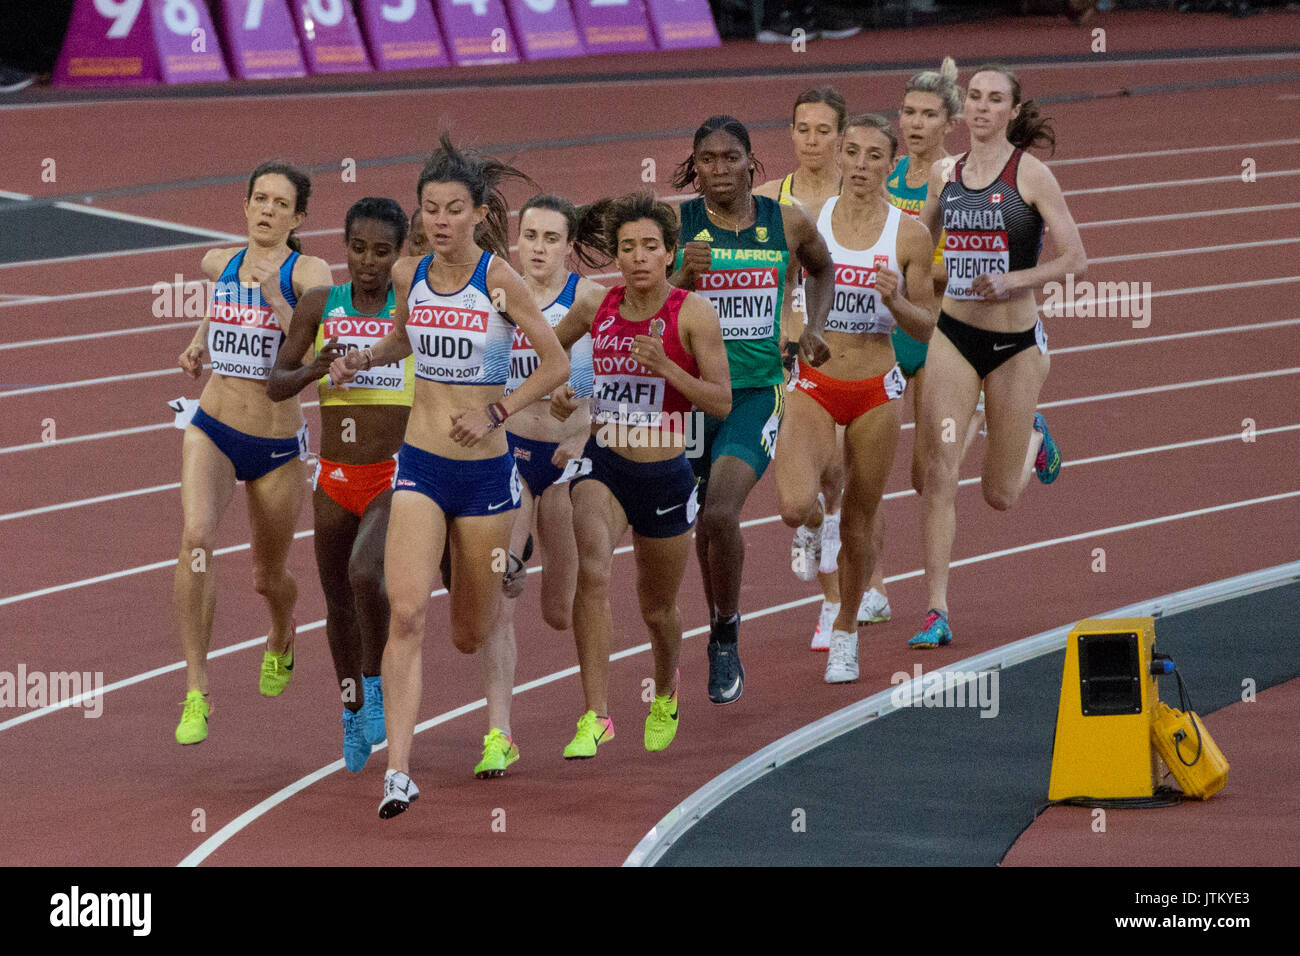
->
left=487, top=499, right=511, bottom=511
left=656, top=504, right=684, bottom=515
left=992, top=342, right=1018, bottom=351
left=270, top=450, right=297, bottom=458
left=723, top=677, right=740, bottom=697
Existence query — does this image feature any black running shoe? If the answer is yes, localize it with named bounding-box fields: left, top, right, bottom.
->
left=707, top=615, right=744, bottom=704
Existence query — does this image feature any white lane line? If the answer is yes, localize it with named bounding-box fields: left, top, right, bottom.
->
left=1077, top=202, right=1300, bottom=230
left=5, top=424, right=1297, bottom=731
left=1049, top=138, right=1300, bottom=166
left=4, top=419, right=1297, bottom=615
left=0, top=240, right=222, bottom=271
left=175, top=485, right=1300, bottom=867
left=1064, top=168, right=1300, bottom=196
left=0, top=483, right=181, bottom=523
left=0, top=400, right=322, bottom=456
left=0, top=530, right=313, bottom=609
left=1049, top=318, right=1300, bottom=354
left=1, top=367, right=181, bottom=398
left=0, top=321, right=198, bottom=351
left=0, top=188, right=242, bottom=241
left=1088, top=236, right=1300, bottom=265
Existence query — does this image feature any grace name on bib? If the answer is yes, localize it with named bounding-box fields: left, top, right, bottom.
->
left=208, top=301, right=282, bottom=378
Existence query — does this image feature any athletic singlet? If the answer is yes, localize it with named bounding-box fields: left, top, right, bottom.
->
left=939, top=148, right=1044, bottom=301
left=590, top=287, right=697, bottom=431
left=315, top=283, right=414, bottom=407
left=886, top=156, right=928, bottom=218
left=207, top=249, right=299, bottom=381
left=817, top=197, right=904, bottom=336
left=504, top=272, right=595, bottom=399
left=778, top=173, right=799, bottom=206
left=676, top=195, right=788, bottom=389
left=405, top=251, right=513, bottom=385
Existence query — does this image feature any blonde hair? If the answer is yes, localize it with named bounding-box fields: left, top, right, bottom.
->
left=904, top=56, right=962, bottom=119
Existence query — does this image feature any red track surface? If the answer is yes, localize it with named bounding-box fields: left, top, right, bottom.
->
left=1, top=10, right=1298, bottom=866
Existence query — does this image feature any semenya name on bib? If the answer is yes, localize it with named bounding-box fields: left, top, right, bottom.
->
left=206, top=249, right=299, bottom=381
left=589, top=286, right=697, bottom=430
left=939, top=148, right=1043, bottom=301
left=405, top=251, right=513, bottom=384
left=817, top=197, right=904, bottom=336
left=504, top=272, right=594, bottom=400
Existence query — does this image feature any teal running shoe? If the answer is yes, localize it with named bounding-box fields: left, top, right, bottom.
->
left=908, top=609, right=953, bottom=649
left=1033, top=413, right=1061, bottom=484
left=361, top=675, right=385, bottom=745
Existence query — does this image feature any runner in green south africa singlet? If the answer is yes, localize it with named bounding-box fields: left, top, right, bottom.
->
left=676, top=195, right=790, bottom=390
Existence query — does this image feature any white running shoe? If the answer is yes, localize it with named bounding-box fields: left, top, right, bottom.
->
left=819, top=510, right=841, bottom=576
left=857, top=588, right=892, bottom=624
left=810, top=601, right=840, bottom=651
left=824, top=630, right=859, bottom=684
left=791, top=524, right=822, bottom=582
left=378, top=770, right=420, bottom=819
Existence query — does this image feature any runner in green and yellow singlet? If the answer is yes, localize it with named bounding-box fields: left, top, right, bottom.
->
left=669, top=115, right=835, bottom=705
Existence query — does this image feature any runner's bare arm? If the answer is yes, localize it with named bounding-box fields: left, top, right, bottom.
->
left=781, top=203, right=833, bottom=364
left=553, top=281, right=604, bottom=349
left=1007, top=156, right=1087, bottom=292
left=267, top=287, right=343, bottom=401
left=328, top=257, right=415, bottom=386
left=490, top=258, right=570, bottom=416
left=178, top=248, right=238, bottom=377
left=882, top=215, right=939, bottom=343
left=650, top=292, right=731, bottom=419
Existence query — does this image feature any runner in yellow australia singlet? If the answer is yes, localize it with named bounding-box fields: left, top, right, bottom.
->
left=669, top=114, right=835, bottom=705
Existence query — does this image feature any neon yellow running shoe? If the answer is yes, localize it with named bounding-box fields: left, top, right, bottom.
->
left=644, top=690, right=679, bottom=752
left=259, top=646, right=294, bottom=697
left=474, top=728, right=521, bottom=779
left=175, top=690, right=211, bottom=745
left=562, top=710, right=615, bottom=759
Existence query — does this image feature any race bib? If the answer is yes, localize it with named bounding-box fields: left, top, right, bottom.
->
left=407, top=305, right=489, bottom=382
left=207, top=300, right=283, bottom=380
left=696, top=267, right=779, bottom=341
left=322, top=315, right=404, bottom=391
left=826, top=257, right=892, bottom=335
left=555, top=457, right=593, bottom=484
left=943, top=230, right=1010, bottom=301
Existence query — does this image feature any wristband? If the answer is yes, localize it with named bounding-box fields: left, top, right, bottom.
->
left=491, top=402, right=509, bottom=424
left=362, top=346, right=374, bottom=371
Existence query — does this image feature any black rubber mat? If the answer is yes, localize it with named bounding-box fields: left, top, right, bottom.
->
left=659, top=580, right=1300, bottom=866
left=0, top=196, right=220, bottom=264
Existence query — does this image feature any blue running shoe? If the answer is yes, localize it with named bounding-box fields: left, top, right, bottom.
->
left=707, top=614, right=744, bottom=704
left=342, top=708, right=371, bottom=772
left=361, top=675, right=385, bottom=745
left=1033, top=413, right=1061, bottom=484
left=908, top=609, right=953, bottom=649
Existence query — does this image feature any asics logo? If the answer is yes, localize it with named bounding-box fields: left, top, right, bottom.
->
left=596, top=316, right=617, bottom=333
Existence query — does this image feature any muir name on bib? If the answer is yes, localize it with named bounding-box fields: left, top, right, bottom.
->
left=409, top=305, right=489, bottom=381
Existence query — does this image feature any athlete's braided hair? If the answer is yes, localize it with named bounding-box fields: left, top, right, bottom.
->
left=671, top=115, right=766, bottom=192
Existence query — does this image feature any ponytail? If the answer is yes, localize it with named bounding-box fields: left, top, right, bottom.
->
left=286, top=230, right=302, bottom=254
left=416, top=132, right=536, bottom=260
left=971, top=63, right=1056, bottom=155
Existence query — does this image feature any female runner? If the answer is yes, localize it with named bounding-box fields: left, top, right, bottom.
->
left=173, top=161, right=331, bottom=744
left=268, top=197, right=411, bottom=772
left=752, top=87, right=857, bottom=653
left=910, top=64, right=1083, bottom=649
left=854, top=57, right=974, bottom=635
left=775, top=115, right=937, bottom=683
left=473, top=194, right=606, bottom=779
left=671, top=115, right=834, bottom=704
left=550, top=192, right=731, bottom=757
left=329, top=136, right=568, bottom=817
